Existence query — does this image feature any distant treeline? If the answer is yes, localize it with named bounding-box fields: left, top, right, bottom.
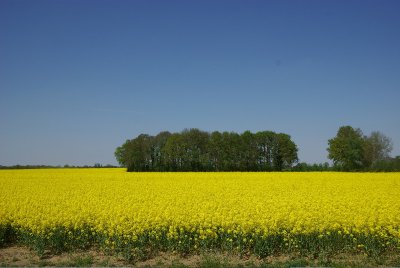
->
left=292, top=158, right=400, bottom=172
left=292, top=162, right=332, bottom=172
left=115, top=129, right=299, bottom=172
left=327, top=126, right=399, bottom=172
left=0, top=164, right=118, bottom=169
left=368, top=156, right=400, bottom=172
left=0, top=165, right=56, bottom=170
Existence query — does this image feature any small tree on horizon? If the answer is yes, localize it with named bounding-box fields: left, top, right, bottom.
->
left=327, top=126, right=393, bottom=171
left=363, top=131, right=393, bottom=168
left=327, top=126, right=365, bottom=171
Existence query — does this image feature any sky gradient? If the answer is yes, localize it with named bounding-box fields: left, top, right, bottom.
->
left=1, top=0, right=399, bottom=166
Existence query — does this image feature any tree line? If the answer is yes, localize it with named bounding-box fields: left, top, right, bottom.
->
left=115, top=129, right=298, bottom=172
left=327, top=126, right=397, bottom=171
left=0, top=164, right=118, bottom=169
left=116, top=126, right=398, bottom=172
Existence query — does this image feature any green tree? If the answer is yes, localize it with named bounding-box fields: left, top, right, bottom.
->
left=126, top=134, right=154, bottom=171
left=117, top=129, right=299, bottom=172
left=363, top=131, right=393, bottom=168
left=151, top=131, right=171, bottom=171
left=114, top=140, right=130, bottom=167
left=255, top=131, right=276, bottom=171
left=274, top=133, right=298, bottom=170
left=240, top=131, right=259, bottom=171
left=327, top=126, right=365, bottom=171
left=180, top=128, right=210, bottom=171
left=162, top=133, right=184, bottom=171
left=208, top=131, right=223, bottom=171
left=221, top=132, right=241, bottom=171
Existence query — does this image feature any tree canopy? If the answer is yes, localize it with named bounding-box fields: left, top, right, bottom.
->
left=116, top=129, right=298, bottom=172
left=327, top=126, right=366, bottom=171
left=327, top=126, right=393, bottom=171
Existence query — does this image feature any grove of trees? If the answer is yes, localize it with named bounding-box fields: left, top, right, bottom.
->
left=327, top=126, right=394, bottom=171
left=115, top=129, right=298, bottom=172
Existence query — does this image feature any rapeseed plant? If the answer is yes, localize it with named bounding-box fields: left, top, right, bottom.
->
left=0, top=169, right=399, bottom=259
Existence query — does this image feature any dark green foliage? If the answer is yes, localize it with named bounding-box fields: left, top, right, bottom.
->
left=14, top=226, right=94, bottom=256
left=327, top=126, right=365, bottom=171
left=0, top=164, right=118, bottom=169
left=0, top=224, right=15, bottom=247
left=363, top=131, right=393, bottom=168
left=115, top=129, right=298, bottom=172
left=327, top=126, right=394, bottom=171
left=370, top=156, right=400, bottom=171
left=292, top=162, right=331, bottom=171
left=1, top=224, right=398, bottom=265
left=68, top=255, right=94, bottom=267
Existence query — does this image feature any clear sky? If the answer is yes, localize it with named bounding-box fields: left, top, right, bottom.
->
left=1, top=0, right=399, bottom=166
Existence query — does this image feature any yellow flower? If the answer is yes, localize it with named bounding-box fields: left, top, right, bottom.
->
left=0, top=169, right=399, bottom=252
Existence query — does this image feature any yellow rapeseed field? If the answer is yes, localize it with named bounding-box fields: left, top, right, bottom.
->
left=0, top=169, right=399, bottom=258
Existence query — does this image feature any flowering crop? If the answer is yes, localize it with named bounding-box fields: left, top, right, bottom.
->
left=0, top=169, right=399, bottom=259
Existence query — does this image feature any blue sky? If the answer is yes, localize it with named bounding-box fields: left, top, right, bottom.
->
left=1, top=0, right=399, bottom=166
